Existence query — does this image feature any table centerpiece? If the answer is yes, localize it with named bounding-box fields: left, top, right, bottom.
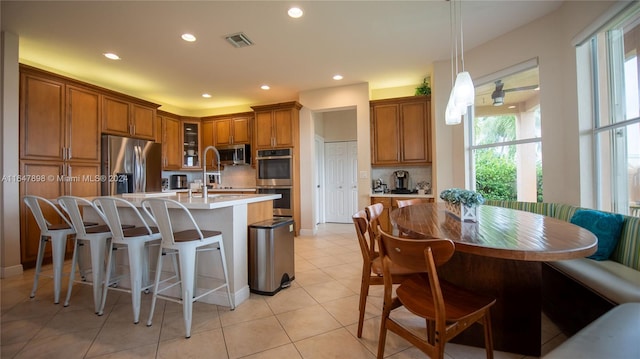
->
left=439, top=188, right=484, bottom=222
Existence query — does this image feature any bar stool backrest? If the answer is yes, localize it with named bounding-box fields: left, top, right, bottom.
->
left=93, top=197, right=154, bottom=240
left=58, top=196, right=98, bottom=237
left=23, top=195, right=73, bottom=235
left=141, top=198, right=204, bottom=246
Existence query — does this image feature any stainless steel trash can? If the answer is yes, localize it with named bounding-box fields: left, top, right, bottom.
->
left=248, top=217, right=295, bottom=295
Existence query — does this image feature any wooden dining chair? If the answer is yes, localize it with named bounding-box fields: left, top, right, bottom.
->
left=390, top=199, right=434, bottom=238
left=376, top=229, right=496, bottom=359
left=352, top=208, right=415, bottom=338
left=395, top=198, right=430, bottom=208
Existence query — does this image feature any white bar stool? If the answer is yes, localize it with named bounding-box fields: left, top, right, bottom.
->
left=58, top=196, right=123, bottom=313
left=141, top=197, right=235, bottom=338
left=23, top=195, right=76, bottom=304
left=93, top=196, right=164, bottom=324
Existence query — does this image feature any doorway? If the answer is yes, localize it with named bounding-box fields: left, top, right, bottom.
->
left=324, top=141, right=358, bottom=223
left=313, top=108, right=358, bottom=224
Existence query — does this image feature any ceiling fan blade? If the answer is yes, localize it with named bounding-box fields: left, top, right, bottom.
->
left=503, top=84, right=539, bottom=92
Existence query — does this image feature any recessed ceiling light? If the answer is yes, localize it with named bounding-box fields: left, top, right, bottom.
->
left=508, top=105, right=516, bottom=109
left=288, top=7, right=303, bottom=18
left=333, top=74, right=343, bottom=80
left=181, top=33, right=196, bottom=42
left=103, top=53, right=120, bottom=60
left=261, top=85, right=270, bottom=90
left=202, top=93, right=212, bottom=98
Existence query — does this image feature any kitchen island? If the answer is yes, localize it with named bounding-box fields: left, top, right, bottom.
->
left=81, top=192, right=280, bottom=307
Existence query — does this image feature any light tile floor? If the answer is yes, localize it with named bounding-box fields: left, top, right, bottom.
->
left=1, top=223, right=566, bottom=358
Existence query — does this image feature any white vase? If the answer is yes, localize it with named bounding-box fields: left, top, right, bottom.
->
left=445, top=201, right=478, bottom=222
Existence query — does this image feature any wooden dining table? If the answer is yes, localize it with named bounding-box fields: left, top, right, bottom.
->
left=390, top=203, right=597, bottom=357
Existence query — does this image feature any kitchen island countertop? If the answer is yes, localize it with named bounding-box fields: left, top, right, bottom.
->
left=119, top=192, right=277, bottom=210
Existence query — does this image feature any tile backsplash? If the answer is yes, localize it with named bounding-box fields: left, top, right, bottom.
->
left=163, top=165, right=256, bottom=189
left=371, top=166, right=432, bottom=193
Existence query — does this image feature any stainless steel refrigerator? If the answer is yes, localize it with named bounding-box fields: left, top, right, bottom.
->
left=101, top=135, right=162, bottom=195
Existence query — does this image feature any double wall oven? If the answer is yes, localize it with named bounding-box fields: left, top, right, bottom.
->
left=256, top=148, right=293, bottom=217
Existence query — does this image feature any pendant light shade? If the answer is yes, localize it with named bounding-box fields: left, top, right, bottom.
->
left=445, top=91, right=462, bottom=125
left=453, top=71, right=475, bottom=108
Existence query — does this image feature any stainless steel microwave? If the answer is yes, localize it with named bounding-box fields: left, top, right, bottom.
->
left=218, top=144, right=250, bottom=166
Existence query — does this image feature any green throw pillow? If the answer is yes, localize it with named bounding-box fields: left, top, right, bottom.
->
left=570, top=209, right=625, bottom=261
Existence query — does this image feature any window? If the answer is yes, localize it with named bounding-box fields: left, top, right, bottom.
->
left=586, top=6, right=640, bottom=215
left=468, top=64, right=542, bottom=202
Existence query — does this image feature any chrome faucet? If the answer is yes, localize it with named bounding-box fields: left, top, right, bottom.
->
left=202, top=146, right=222, bottom=198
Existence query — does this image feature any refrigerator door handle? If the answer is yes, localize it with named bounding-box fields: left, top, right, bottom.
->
left=134, top=145, right=142, bottom=192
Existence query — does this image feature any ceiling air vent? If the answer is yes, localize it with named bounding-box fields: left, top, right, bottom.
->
left=225, top=32, right=253, bottom=48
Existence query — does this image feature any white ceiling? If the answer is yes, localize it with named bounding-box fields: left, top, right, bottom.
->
left=2, top=1, right=562, bottom=115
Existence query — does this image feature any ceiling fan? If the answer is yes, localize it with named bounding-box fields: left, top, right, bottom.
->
left=491, top=80, right=539, bottom=106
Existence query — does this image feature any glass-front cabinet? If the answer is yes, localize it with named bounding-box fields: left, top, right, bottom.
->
left=182, top=120, right=200, bottom=169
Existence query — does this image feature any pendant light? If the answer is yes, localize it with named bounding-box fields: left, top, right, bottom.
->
left=445, top=0, right=474, bottom=125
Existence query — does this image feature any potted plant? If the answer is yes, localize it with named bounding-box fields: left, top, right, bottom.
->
left=439, top=188, right=484, bottom=222
left=415, top=78, right=431, bottom=96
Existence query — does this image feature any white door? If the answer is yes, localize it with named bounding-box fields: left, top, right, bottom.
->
left=325, top=141, right=357, bottom=223
left=315, top=136, right=325, bottom=225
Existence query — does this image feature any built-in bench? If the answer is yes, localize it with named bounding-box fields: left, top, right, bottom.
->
left=543, top=302, right=640, bottom=359
left=485, top=200, right=640, bottom=334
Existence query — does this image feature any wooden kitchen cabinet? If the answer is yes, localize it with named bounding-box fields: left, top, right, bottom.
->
left=371, top=197, right=392, bottom=233
left=19, top=69, right=100, bottom=163
left=181, top=119, right=201, bottom=169
left=20, top=71, right=65, bottom=161
left=18, top=65, right=152, bottom=268
left=102, top=95, right=158, bottom=140
left=210, top=113, right=252, bottom=146
left=66, top=85, right=101, bottom=162
left=131, top=104, right=156, bottom=139
left=202, top=119, right=214, bottom=150
left=158, top=111, right=182, bottom=170
left=252, top=101, right=302, bottom=149
left=18, top=161, right=101, bottom=267
left=370, top=95, right=431, bottom=166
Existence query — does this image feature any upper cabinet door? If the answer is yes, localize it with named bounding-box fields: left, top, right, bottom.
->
left=273, top=109, right=295, bottom=148
left=201, top=120, right=214, bottom=149
left=67, top=85, right=100, bottom=162
left=182, top=120, right=201, bottom=169
left=231, top=116, right=251, bottom=144
left=131, top=104, right=156, bottom=140
left=161, top=115, right=182, bottom=170
left=400, top=99, right=430, bottom=164
left=214, top=118, right=233, bottom=146
left=371, top=103, right=400, bottom=165
left=20, top=73, right=65, bottom=161
left=102, top=96, right=130, bottom=136
left=254, top=111, right=275, bottom=149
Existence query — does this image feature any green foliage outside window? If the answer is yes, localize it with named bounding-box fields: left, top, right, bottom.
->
left=474, top=148, right=543, bottom=202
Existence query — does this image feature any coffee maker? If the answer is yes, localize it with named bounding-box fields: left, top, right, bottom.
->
left=393, top=170, right=410, bottom=193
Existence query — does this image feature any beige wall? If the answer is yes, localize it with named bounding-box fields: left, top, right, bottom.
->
left=322, top=110, right=357, bottom=142
left=431, top=0, right=615, bottom=206
left=298, top=83, right=369, bottom=235
left=1, top=31, right=23, bottom=277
